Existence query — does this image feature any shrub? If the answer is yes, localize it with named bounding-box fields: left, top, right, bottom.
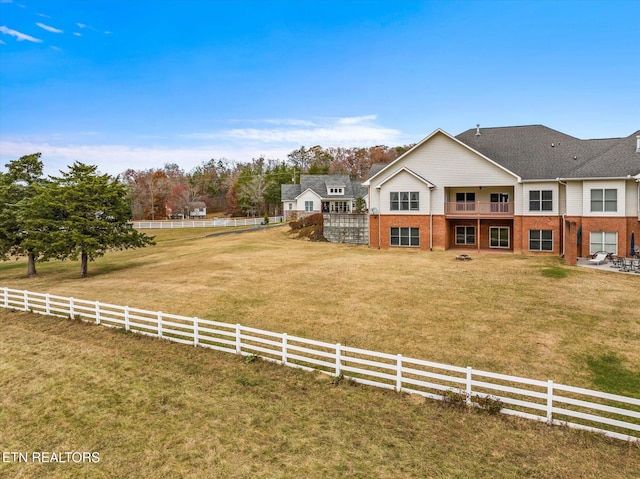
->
left=474, top=395, right=503, bottom=415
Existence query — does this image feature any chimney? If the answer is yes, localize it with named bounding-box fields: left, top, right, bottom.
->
left=636, top=135, right=640, bottom=153
left=475, top=124, right=481, bottom=136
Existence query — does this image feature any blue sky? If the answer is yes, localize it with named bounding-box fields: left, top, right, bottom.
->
left=1, top=0, right=638, bottom=176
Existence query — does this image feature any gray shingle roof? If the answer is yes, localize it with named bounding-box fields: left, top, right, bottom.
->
left=281, top=175, right=367, bottom=201
left=455, top=125, right=640, bottom=180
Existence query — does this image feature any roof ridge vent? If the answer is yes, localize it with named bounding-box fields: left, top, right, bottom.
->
left=475, top=124, right=481, bottom=136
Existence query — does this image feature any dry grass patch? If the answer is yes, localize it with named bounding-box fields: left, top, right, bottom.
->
left=1, top=310, right=639, bottom=479
left=1, top=227, right=639, bottom=393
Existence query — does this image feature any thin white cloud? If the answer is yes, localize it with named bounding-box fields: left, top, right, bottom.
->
left=0, top=25, right=42, bottom=42
left=37, top=13, right=51, bottom=18
left=186, top=116, right=401, bottom=146
left=73, top=32, right=81, bottom=37
left=76, top=23, right=87, bottom=29
left=36, top=22, right=63, bottom=33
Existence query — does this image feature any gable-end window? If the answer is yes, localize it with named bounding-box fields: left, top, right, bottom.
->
left=304, top=201, right=313, bottom=212
left=455, top=226, right=475, bottom=245
left=390, top=227, right=420, bottom=247
left=529, top=190, right=553, bottom=211
left=590, top=189, right=617, bottom=212
left=529, top=230, right=553, bottom=251
left=590, top=231, right=617, bottom=254
left=288, top=203, right=293, bottom=210
left=390, top=192, right=419, bottom=211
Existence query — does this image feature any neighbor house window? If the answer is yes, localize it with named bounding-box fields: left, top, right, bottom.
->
left=529, top=190, right=553, bottom=211
left=529, top=230, right=553, bottom=251
left=590, top=231, right=617, bottom=254
left=455, top=226, right=475, bottom=245
left=390, top=192, right=419, bottom=211
left=304, top=201, right=313, bottom=212
left=390, top=227, right=420, bottom=247
left=455, top=192, right=475, bottom=211
left=590, top=189, right=617, bottom=212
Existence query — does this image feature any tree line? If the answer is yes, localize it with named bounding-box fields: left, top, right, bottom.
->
left=124, top=144, right=413, bottom=220
left=0, top=154, right=154, bottom=278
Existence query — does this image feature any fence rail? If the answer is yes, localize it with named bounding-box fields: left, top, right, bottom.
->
left=2, top=287, right=639, bottom=443
left=131, top=217, right=283, bottom=229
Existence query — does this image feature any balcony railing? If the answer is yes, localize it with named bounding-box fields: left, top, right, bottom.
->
left=444, top=201, right=514, bottom=217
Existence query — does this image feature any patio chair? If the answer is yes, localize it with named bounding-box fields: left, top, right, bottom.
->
left=610, top=256, right=624, bottom=268
left=620, top=258, right=634, bottom=272
left=588, top=252, right=608, bottom=265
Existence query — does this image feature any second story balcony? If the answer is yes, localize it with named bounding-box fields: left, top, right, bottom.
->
left=444, top=201, right=514, bottom=218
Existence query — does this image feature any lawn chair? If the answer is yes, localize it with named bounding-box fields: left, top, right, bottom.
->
left=620, top=258, right=634, bottom=272
left=588, top=252, right=608, bottom=265
left=610, top=256, right=624, bottom=268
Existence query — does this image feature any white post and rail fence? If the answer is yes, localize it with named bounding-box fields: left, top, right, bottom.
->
left=131, top=216, right=283, bottom=229
left=2, top=287, right=639, bottom=443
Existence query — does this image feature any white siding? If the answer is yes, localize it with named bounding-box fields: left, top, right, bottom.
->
left=521, top=182, right=560, bottom=216
left=624, top=179, right=639, bottom=217
left=565, top=181, right=583, bottom=216
left=581, top=180, right=626, bottom=217
left=377, top=171, right=431, bottom=214
left=297, top=190, right=321, bottom=212
left=369, top=132, right=519, bottom=216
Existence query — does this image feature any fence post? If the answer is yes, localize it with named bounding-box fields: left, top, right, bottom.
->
left=95, top=302, right=100, bottom=325
left=193, top=317, right=199, bottom=346
left=282, top=333, right=288, bottom=365
left=45, top=293, right=50, bottom=315
left=69, top=297, right=75, bottom=319
left=236, top=324, right=241, bottom=354
left=23, top=290, right=29, bottom=311
left=157, top=312, right=163, bottom=339
left=335, top=343, right=342, bottom=376
left=3, top=287, right=8, bottom=308
left=466, top=366, right=473, bottom=405
left=124, top=306, right=130, bottom=331
left=396, top=354, right=403, bottom=392
left=547, top=380, right=554, bottom=424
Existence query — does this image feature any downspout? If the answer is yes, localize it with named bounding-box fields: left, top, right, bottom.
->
left=557, top=179, right=567, bottom=258
left=429, top=187, right=434, bottom=250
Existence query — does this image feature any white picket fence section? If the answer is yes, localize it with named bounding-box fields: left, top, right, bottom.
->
left=132, top=217, right=283, bottom=229
left=2, top=286, right=639, bottom=443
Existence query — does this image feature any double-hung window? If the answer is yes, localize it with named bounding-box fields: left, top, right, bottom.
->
left=390, top=192, right=419, bottom=211
left=590, top=231, right=617, bottom=254
left=529, top=190, right=553, bottom=211
left=529, top=230, right=553, bottom=251
left=390, top=227, right=420, bottom=247
left=590, top=189, right=617, bottom=212
left=304, top=201, right=313, bottom=212
left=455, top=226, right=475, bottom=245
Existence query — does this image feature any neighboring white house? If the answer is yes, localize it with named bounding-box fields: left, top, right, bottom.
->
left=188, top=201, right=207, bottom=219
left=281, top=175, right=368, bottom=221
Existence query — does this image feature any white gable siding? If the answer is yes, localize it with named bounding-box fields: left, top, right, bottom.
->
left=297, top=190, right=321, bottom=211
left=581, top=180, right=626, bottom=217
left=370, top=133, right=519, bottom=215
left=377, top=171, right=430, bottom=214
left=521, top=182, right=559, bottom=216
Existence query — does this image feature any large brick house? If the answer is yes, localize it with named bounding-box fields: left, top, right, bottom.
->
left=363, top=125, right=640, bottom=263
